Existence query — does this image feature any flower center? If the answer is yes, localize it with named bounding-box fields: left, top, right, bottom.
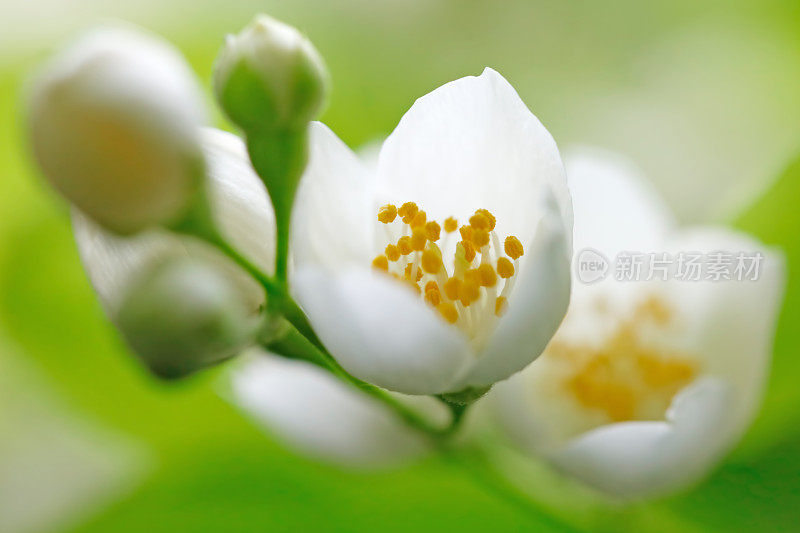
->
left=371, top=202, right=523, bottom=345
left=545, top=295, right=697, bottom=424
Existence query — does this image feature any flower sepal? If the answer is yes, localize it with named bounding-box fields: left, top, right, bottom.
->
left=439, top=385, right=492, bottom=406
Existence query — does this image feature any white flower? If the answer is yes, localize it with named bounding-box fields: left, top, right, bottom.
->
left=490, top=148, right=785, bottom=499
left=290, top=68, right=573, bottom=395
left=28, top=26, right=208, bottom=234
left=74, top=128, right=275, bottom=338
left=230, top=351, right=436, bottom=468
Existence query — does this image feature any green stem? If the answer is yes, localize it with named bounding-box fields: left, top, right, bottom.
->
left=246, top=128, right=308, bottom=283
left=210, top=235, right=323, bottom=349
left=444, top=446, right=581, bottom=532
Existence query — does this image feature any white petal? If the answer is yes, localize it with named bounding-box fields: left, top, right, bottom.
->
left=376, top=68, right=572, bottom=249
left=229, top=352, right=429, bottom=468
left=553, top=378, right=734, bottom=499
left=290, top=121, right=374, bottom=271
left=662, top=227, right=784, bottom=430
left=564, top=146, right=674, bottom=259
left=293, top=267, right=473, bottom=394
left=201, top=128, right=275, bottom=276
left=460, top=193, right=572, bottom=388
left=74, top=128, right=274, bottom=314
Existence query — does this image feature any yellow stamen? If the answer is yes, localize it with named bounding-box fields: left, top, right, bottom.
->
left=549, top=301, right=698, bottom=424
left=404, top=263, right=423, bottom=282
left=371, top=202, right=521, bottom=340
left=372, top=255, right=389, bottom=271
left=398, top=202, right=418, bottom=219
left=438, top=302, right=459, bottom=324
left=495, top=296, right=508, bottom=316
left=397, top=236, right=412, bottom=255
left=460, top=241, right=476, bottom=262
left=410, top=227, right=427, bottom=251
left=425, top=221, right=441, bottom=241
left=472, top=228, right=490, bottom=247
left=421, top=247, right=443, bottom=274
left=443, top=277, right=461, bottom=301
left=476, top=209, right=496, bottom=230
left=458, top=279, right=481, bottom=306
left=504, top=236, right=524, bottom=259
left=410, top=210, right=427, bottom=228
left=496, top=257, right=515, bottom=278
left=469, top=212, right=490, bottom=231
left=477, top=263, right=497, bottom=287
left=464, top=268, right=481, bottom=287
left=425, top=288, right=441, bottom=307
left=377, top=204, right=397, bottom=223
left=385, top=244, right=400, bottom=262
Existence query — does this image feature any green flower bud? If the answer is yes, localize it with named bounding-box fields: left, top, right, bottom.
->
left=27, top=27, right=208, bottom=235
left=213, top=14, right=329, bottom=132
left=116, top=257, right=260, bottom=379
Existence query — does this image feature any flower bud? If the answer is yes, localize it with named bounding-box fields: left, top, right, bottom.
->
left=27, top=27, right=207, bottom=235
left=213, top=15, right=329, bottom=132
left=116, top=257, right=260, bottom=379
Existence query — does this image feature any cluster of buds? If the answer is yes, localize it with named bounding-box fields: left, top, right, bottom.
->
left=27, top=17, right=328, bottom=378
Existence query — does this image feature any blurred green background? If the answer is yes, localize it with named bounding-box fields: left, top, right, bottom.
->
left=1, top=0, right=799, bottom=531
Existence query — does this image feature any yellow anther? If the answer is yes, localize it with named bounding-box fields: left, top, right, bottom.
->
left=505, top=236, right=524, bottom=260
left=495, top=296, right=508, bottom=317
left=377, top=204, right=397, bottom=223
left=443, top=277, right=461, bottom=301
left=458, top=279, right=481, bottom=306
left=464, top=268, right=481, bottom=286
left=476, top=209, right=496, bottom=230
left=397, top=236, right=412, bottom=255
left=371, top=201, right=516, bottom=332
left=385, top=244, right=401, bottom=262
left=469, top=212, right=490, bottom=231
left=425, top=288, right=441, bottom=307
left=425, top=221, right=441, bottom=241
left=477, top=263, right=498, bottom=287
left=550, top=300, right=698, bottom=424
left=410, top=227, right=427, bottom=251
left=460, top=241, right=476, bottom=262
left=459, top=225, right=473, bottom=243
left=496, top=257, right=515, bottom=278
left=421, top=247, right=443, bottom=274
left=372, top=255, right=389, bottom=271
left=472, top=229, right=490, bottom=248
left=404, top=263, right=423, bottom=282
left=410, top=210, right=427, bottom=228
left=398, top=202, right=418, bottom=219
left=437, top=302, right=459, bottom=324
